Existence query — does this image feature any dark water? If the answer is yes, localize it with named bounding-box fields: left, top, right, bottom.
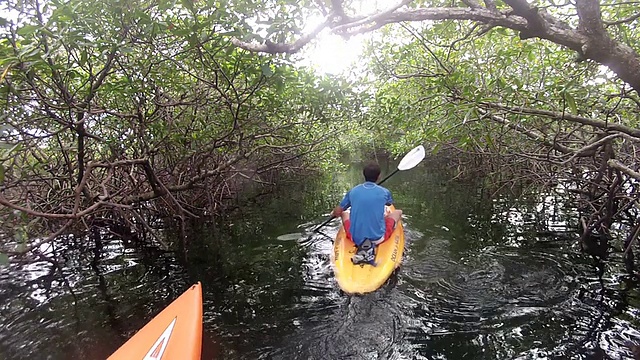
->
left=2, top=162, right=640, bottom=359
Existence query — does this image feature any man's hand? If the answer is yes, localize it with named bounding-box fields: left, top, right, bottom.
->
left=331, top=206, right=344, bottom=218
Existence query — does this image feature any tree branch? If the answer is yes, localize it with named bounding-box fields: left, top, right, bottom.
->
left=576, top=0, right=607, bottom=37
left=231, top=14, right=332, bottom=53
left=483, top=0, right=497, bottom=11
left=604, top=12, right=640, bottom=26
left=331, top=0, right=414, bottom=34
left=561, top=133, right=622, bottom=164
left=231, top=3, right=640, bottom=92
left=479, top=101, right=640, bottom=138
left=503, top=0, right=549, bottom=39
left=608, top=159, right=640, bottom=181
left=461, top=0, right=482, bottom=9
left=476, top=108, right=575, bottom=154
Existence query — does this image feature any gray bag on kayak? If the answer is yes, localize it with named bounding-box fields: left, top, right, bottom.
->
left=351, top=239, right=376, bottom=266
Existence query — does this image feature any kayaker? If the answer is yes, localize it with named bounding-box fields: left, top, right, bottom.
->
left=330, top=162, right=402, bottom=264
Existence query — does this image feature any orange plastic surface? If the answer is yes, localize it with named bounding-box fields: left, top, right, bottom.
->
left=332, top=206, right=405, bottom=294
left=108, top=282, right=203, bottom=360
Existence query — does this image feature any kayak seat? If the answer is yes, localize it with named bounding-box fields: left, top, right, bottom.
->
left=351, top=239, right=377, bottom=266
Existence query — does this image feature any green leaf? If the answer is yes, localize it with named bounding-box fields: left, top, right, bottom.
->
left=0, top=253, right=8, bottom=265
left=16, top=24, right=39, bottom=36
left=181, top=0, right=195, bottom=13
left=0, top=164, right=4, bottom=183
left=80, top=50, right=87, bottom=66
left=19, top=47, right=40, bottom=58
left=158, top=0, right=177, bottom=10
left=219, top=30, right=241, bottom=37
left=261, top=64, right=273, bottom=77
left=484, top=134, right=494, bottom=149
left=564, top=92, right=577, bottom=113
left=431, top=143, right=441, bottom=154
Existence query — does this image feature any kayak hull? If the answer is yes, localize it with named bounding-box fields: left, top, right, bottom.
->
left=108, top=282, right=203, bottom=360
left=332, top=206, right=405, bottom=294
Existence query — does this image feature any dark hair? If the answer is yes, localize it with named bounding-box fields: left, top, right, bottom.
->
left=363, top=162, right=381, bottom=182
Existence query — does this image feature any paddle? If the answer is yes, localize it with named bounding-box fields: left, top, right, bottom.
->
left=275, top=145, right=426, bottom=242
left=311, top=144, right=426, bottom=234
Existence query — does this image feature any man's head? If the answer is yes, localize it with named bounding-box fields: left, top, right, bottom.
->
left=363, top=162, right=381, bottom=182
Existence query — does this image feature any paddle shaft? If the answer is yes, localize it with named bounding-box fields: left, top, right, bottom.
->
left=312, top=168, right=400, bottom=233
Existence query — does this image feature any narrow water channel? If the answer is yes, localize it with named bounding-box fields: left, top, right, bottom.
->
left=1, top=161, right=639, bottom=359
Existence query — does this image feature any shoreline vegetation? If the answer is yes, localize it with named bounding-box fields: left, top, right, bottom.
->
left=0, top=0, right=638, bottom=295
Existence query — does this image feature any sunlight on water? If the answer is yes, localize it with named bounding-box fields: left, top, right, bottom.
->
left=1, top=168, right=640, bottom=359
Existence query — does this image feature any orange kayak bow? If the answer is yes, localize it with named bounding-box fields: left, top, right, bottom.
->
left=108, top=282, right=203, bottom=360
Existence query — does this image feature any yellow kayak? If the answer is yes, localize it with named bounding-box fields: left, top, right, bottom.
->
left=332, top=206, right=405, bottom=294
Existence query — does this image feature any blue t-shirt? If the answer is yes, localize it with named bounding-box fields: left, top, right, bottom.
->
left=339, top=182, right=393, bottom=245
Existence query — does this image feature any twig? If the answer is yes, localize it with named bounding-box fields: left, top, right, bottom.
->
left=129, top=210, right=169, bottom=250
left=623, top=221, right=640, bottom=256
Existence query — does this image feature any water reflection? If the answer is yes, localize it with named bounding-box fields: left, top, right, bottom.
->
left=1, top=164, right=640, bottom=359
left=252, top=223, right=589, bottom=359
left=0, top=234, right=190, bottom=360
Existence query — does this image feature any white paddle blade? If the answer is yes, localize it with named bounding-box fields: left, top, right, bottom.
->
left=398, top=145, right=426, bottom=171
left=276, top=233, right=303, bottom=241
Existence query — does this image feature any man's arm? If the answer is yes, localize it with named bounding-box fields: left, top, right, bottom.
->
left=331, top=191, right=351, bottom=217
left=385, top=189, right=394, bottom=206
left=330, top=205, right=344, bottom=217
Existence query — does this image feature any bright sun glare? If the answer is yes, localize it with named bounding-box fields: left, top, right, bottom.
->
left=0, top=3, right=368, bottom=76
left=302, top=32, right=367, bottom=75
left=298, top=12, right=369, bottom=76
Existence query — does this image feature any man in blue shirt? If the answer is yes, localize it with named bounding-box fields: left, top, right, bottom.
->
left=330, top=162, right=402, bottom=247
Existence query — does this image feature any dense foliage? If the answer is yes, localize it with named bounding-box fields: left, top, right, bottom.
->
left=1, top=0, right=640, bottom=273
left=223, top=0, right=640, bottom=273
left=0, top=0, right=362, bottom=257
left=353, top=2, right=640, bottom=271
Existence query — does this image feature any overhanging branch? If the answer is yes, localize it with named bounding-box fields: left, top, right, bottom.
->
left=231, top=13, right=333, bottom=54
left=230, top=2, right=640, bottom=92
left=480, top=101, right=640, bottom=138
left=608, top=159, right=640, bottom=181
